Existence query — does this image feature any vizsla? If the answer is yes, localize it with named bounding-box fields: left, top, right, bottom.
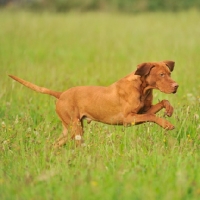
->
left=9, top=60, right=179, bottom=148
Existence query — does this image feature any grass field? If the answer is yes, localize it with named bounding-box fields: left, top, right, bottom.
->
left=1, top=9, right=200, bottom=200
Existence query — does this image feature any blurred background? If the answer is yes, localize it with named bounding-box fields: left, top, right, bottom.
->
left=1, top=1, right=200, bottom=200
left=1, top=0, right=200, bottom=13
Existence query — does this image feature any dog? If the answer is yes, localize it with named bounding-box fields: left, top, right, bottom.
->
left=9, top=60, right=178, bottom=148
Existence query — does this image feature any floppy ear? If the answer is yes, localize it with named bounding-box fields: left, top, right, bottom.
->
left=163, top=60, right=175, bottom=72
left=135, top=63, right=155, bottom=76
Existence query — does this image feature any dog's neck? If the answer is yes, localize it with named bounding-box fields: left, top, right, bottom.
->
left=140, top=76, right=154, bottom=101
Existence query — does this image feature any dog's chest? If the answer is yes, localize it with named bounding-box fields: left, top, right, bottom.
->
left=140, top=90, right=151, bottom=102
left=138, top=90, right=153, bottom=113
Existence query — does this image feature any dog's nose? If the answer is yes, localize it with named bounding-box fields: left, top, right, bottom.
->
left=172, top=83, right=179, bottom=91
left=173, top=83, right=179, bottom=89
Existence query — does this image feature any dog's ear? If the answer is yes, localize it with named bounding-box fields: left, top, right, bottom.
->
left=135, top=63, right=155, bottom=76
left=163, top=60, right=175, bottom=72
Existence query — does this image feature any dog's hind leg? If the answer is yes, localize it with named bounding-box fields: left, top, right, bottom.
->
left=54, top=111, right=84, bottom=148
left=54, top=104, right=71, bottom=148
left=55, top=99, right=84, bottom=147
left=70, top=118, right=84, bottom=147
left=53, top=122, right=69, bottom=148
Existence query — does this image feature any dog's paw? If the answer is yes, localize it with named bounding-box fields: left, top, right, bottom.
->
left=53, top=136, right=68, bottom=149
left=164, top=122, right=175, bottom=130
left=158, top=117, right=175, bottom=130
left=53, top=142, right=62, bottom=149
left=162, top=100, right=174, bottom=117
left=165, top=125, right=175, bottom=130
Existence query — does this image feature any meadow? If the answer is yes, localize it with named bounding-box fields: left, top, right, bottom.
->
left=0, top=9, right=200, bottom=200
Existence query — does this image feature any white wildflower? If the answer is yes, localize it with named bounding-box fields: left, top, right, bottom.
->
left=81, top=143, right=86, bottom=147
left=1, top=121, right=6, bottom=128
left=75, top=135, right=82, bottom=141
left=194, top=114, right=199, bottom=120
left=14, top=115, right=19, bottom=124
left=27, top=127, right=32, bottom=133
left=34, top=131, right=39, bottom=135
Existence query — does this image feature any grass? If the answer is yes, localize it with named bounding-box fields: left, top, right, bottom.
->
left=0, top=9, right=200, bottom=200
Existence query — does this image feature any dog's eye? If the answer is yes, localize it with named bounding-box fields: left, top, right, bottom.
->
left=160, top=73, right=165, bottom=77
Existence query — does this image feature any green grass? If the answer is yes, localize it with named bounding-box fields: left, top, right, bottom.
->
left=1, top=9, right=200, bottom=200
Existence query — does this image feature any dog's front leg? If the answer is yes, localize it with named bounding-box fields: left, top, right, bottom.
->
left=146, top=100, right=174, bottom=117
left=123, top=113, right=174, bottom=130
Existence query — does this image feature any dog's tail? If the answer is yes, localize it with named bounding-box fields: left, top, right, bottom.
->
left=9, top=75, right=62, bottom=99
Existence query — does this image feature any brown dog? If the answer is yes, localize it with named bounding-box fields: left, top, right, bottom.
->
left=9, top=60, right=178, bottom=148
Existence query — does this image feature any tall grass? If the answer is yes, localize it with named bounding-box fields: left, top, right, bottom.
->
left=0, top=10, right=200, bottom=199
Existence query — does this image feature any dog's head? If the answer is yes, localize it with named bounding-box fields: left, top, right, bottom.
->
left=135, top=61, right=179, bottom=94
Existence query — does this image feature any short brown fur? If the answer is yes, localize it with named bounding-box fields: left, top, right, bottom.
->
left=9, top=60, right=179, bottom=148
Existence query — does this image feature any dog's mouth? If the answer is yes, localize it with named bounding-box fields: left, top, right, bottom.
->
left=159, top=87, right=178, bottom=94
left=169, top=84, right=179, bottom=94
left=172, top=87, right=179, bottom=94
left=155, top=83, right=179, bottom=94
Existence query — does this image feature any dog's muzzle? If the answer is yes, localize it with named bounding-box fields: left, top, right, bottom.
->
left=172, top=83, right=179, bottom=93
